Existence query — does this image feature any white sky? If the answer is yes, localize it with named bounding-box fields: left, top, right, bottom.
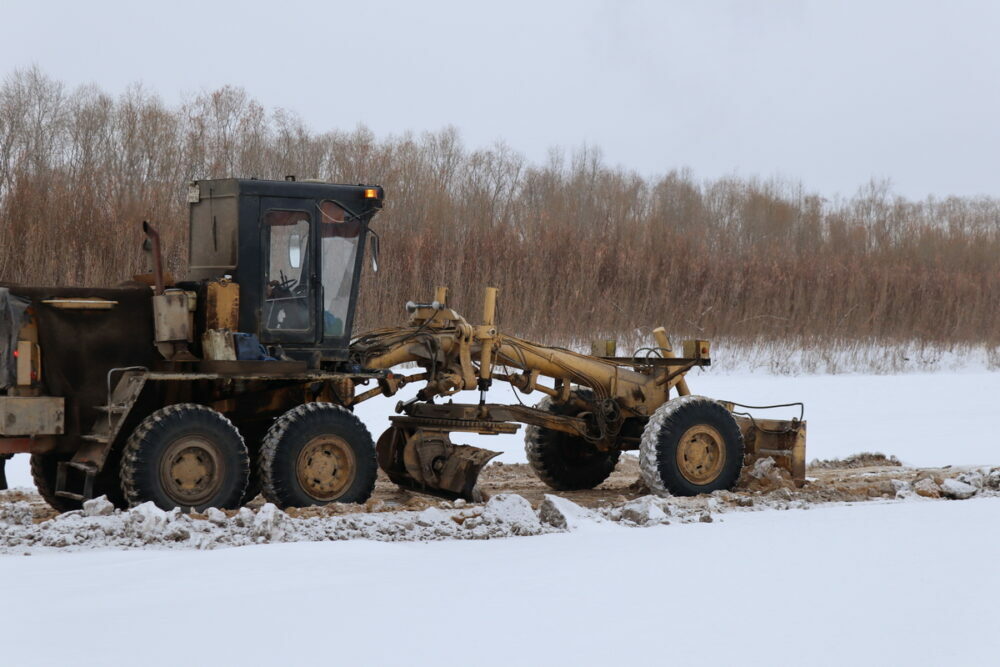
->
left=2, top=0, right=998, bottom=199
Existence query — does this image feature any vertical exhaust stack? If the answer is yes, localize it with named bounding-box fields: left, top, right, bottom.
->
left=142, top=221, right=166, bottom=297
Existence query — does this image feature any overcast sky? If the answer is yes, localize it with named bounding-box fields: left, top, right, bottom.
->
left=2, top=0, right=998, bottom=199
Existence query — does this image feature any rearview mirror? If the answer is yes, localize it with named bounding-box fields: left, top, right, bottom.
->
left=289, top=233, right=302, bottom=269
left=370, top=230, right=381, bottom=274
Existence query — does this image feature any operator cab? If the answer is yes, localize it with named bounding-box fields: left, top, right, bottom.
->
left=185, top=178, right=383, bottom=366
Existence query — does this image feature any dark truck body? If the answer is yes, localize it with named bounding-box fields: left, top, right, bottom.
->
left=0, top=285, right=154, bottom=457
left=0, top=179, right=386, bottom=506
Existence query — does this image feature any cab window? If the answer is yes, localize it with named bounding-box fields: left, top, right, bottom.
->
left=263, top=209, right=311, bottom=332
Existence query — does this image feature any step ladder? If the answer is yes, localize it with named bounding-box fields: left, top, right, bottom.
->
left=55, top=368, right=147, bottom=502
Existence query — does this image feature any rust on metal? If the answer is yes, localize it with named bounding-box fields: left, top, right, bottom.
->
left=143, top=220, right=166, bottom=296
left=734, top=415, right=807, bottom=486
left=296, top=434, right=356, bottom=501
left=202, top=329, right=237, bottom=361
left=39, top=298, right=119, bottom=310
left=376, top=426, right=499, bottom=501
left=675, top=423, right=727, bottom=485
left=0, top=396, right=64, bottom=436
left=153, top=292, right=191, bottom=344
left=205, top=279, right=240, bottom=331
left=159, top=435, right=224, bottom=506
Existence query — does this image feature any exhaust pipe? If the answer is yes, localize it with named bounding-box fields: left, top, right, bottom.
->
left=142, top=221, right=165, bottom=296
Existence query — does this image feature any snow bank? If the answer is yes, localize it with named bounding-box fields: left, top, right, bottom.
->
left=0, top=494, right=559, bottom=553
left=0, top=492, right=728, bottom=553
left=5, top=464, right=997, bottom=554
left=0, top=492, right=717, bottom=554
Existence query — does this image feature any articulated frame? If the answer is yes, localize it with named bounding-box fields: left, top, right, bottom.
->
left=353, top=288, right=707, bottom=411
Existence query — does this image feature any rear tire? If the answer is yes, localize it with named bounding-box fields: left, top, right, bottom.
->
left=639, top=395, right=744, bottom=496
left=236, top=418, right=273, bottom=504
left=30, top=453, right=81, bottom=513
left=259, top=403, right=376, bottom=509
left=120, top=404, right=249, bottom=511
left=31, top=447, right=129, bottom=513
left=524, top=392, right=621, bottom=491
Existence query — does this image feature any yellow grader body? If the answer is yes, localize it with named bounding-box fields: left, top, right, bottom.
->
left=347, top=286, right=806, bottom=500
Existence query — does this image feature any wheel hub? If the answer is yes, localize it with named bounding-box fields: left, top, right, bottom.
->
left=160, top=437, right=223, bottom=506
left=675, top=424, right=726, bottom=485
left=296, top=435, right=356, bottom=501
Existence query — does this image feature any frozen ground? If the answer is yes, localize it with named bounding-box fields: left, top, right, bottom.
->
left=2, top=497, right=998, bottom=666
left=2, top=369, right=999, bottom=666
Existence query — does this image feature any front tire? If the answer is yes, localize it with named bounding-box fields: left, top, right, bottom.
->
left=639, top=395, right=744, bottom=496
left=259, top=403, right=377, bottom=509
left=120, top=404, right=250, bottom=511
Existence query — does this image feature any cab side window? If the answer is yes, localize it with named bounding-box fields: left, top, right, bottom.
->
left=263, top=210, right=311, bottom=332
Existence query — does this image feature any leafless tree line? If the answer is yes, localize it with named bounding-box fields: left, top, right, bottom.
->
left=2, top=67, right=1000, bottom=351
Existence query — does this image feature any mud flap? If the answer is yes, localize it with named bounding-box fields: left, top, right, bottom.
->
left=0, top=453, right=9, bottom=490
left=733, top=415, right=807, bottom=486
left=376, top=426, right=499, bottom=501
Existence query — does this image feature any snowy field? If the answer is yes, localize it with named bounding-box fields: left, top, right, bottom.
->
left=3, top=498, right=998, bottom=666
left=2, top=369, right=999, bottom=666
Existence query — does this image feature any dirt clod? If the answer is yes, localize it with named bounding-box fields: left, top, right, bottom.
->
left=809, top=452, right=901, bottom=470
left=738, top=456, right=796, bottom=493
left=914, top=478, right=942, bottom=498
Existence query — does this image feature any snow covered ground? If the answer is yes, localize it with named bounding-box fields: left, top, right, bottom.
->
left=2, top=497, right=998, bottom=666
left=2, top=369, right=999, bottom=666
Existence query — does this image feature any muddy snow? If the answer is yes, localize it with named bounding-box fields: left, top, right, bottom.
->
left=2, top=455, right=996, bottom=554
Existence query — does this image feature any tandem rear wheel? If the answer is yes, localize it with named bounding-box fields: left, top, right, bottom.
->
left=30, top=450, right=128, bottom=513
left=120, top=404, right=250, bottom=511
left=259, top=403, right=377, bottom=509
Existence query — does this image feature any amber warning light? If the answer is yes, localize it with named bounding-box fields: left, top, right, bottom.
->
left=364, top=188, right=379, bottom=199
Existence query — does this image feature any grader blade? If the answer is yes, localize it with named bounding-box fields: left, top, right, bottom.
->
left=376, top=426, right=499, bottom=501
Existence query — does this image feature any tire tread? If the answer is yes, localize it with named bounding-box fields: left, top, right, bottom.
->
left=638, top=395, right=744, bottom=496
left=259, top=402, right=376, bottom=508
left=524, top=392, right=621, bottom=491
left=120, top=403, right=249, bottom=510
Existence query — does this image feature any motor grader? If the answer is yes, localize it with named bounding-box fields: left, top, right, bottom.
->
left=0, top=177, right=805, bottom=512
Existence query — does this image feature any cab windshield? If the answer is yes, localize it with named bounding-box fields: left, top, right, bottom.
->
left=319, top=200, right=361, bottom=338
